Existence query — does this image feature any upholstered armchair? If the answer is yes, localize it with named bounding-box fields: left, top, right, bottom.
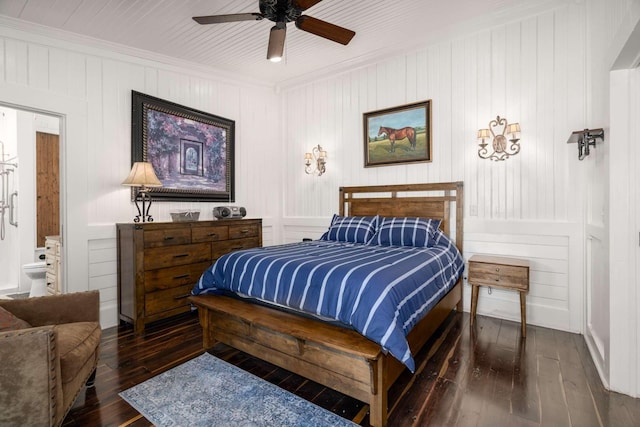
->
left=0, top=291, right=101, bottom=427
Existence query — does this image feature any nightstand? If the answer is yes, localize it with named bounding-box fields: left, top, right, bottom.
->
left=468, top=255, right=530, bottom=337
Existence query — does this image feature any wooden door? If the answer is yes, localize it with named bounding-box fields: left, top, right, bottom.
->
left=36, top=132, right=59, bottom=248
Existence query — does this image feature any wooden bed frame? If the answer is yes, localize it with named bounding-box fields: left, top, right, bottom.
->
left=189, top=182, right=464, bottom=426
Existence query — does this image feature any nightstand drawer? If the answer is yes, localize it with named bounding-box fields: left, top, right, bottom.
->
left=468, top=262, right=529, bottom=290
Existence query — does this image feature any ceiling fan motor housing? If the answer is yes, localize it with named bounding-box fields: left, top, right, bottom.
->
left=260, top=0, right=302, bottom=23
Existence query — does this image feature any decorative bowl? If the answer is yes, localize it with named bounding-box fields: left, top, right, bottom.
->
left=170, top=211, right=200, bottom=222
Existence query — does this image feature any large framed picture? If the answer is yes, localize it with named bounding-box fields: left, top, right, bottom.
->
left=131, top=91, right=234, bottom=202
left=363, top=100, right=432, bottom=167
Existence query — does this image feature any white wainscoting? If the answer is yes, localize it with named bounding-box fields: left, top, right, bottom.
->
left=465, top=219, right=582, bottom=333
left=282, top=217, right=581, bottom=333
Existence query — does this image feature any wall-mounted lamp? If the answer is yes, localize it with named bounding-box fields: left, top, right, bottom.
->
left=566, top=128, right=604, bottom=160
left=477, top=116, right=521, bottom=161
left=122, top=162, right=162, bottom=223
left=304, top=145, right=327, bottom=176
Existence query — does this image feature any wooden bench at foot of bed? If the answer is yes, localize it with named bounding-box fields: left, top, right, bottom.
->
left=189, top=280, right=461, bottom=427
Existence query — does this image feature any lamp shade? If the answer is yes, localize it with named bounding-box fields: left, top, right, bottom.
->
left=122, top=162, right=162, bottom=187
left=477, top=129, right=490, bottom=139
left=507, top=123, right=521, bottom=135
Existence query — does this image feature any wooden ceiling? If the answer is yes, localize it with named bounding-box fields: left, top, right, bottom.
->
left=0, top=0, right=559, bottom=85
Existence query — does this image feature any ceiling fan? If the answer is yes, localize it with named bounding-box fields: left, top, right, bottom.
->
left=193, top=0, right=356, bottom=62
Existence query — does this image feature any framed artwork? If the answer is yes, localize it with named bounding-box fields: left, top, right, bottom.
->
left=363, top=100, right=432, bottom=167
left=131, top=91, right=235, bottom=202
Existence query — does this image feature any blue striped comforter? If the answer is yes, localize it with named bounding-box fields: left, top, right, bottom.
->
left=192, top=236, right=464, bottom=372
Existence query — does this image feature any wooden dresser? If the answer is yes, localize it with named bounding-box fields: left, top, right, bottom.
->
left=45, top=235, right=62, bottom=294
left=116, top=219, right=262, bottom=333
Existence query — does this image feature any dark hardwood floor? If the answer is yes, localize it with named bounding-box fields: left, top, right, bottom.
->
left=62, top=310, right=640, bottom=427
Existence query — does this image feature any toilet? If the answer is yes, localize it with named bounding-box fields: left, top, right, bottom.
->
left=24, top=261, right=47, bottom=297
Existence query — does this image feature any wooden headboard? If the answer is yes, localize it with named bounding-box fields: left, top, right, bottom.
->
left=339, top=181, right=464, bottom=253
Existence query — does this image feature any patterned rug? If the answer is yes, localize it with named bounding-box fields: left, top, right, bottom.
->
left=119, top=353, right=358, bottom=427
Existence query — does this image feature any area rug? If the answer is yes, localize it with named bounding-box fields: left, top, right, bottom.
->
left=119, top=353, right=358, bottom=427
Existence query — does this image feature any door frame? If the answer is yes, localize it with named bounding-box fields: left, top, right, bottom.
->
left=0, top=82, right=90, bottom=295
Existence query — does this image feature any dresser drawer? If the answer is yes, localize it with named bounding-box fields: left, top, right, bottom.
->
left=144, top=243, right=211, bottom=270
left=45, top=241, right=59, bottom=257
left=46, top=272, right=57, bottom=291
left=468, top=261, right=528, bottom=290
left=144, top=261, right=210, bottom=293
left=228, top=223, right=260, bottom=240
left=144, top=228, right=191, bottom=248
left=192, top=225, right=229, bottom=243
left=145, top=283, right=193, bottom=316
left=212, top=237, right=260, bottom=259
left=45, top=258, right=58, bottom=275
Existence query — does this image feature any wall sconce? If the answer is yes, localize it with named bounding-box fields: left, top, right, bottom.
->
left=121, top=162, right=162, bottom=222
left=477, top=116, right=521, bottom=161
left=566, top=128, right=604, bottom=160
left=304, top=145, right=327, bottom=176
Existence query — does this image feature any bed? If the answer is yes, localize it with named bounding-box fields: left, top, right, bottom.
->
left=188, top=181, right=464, bottom=426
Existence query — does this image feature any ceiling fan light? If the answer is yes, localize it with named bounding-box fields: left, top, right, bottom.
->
left=267, top=24, right=286, bottom=62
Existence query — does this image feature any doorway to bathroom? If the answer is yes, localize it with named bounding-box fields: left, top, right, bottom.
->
left=0, top=105, right=61, bottom=296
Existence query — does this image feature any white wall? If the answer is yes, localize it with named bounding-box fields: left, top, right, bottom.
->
left=584, top=0, right=638, bottom=396
left=280, top=3, right=589, bottom=333
left=1, top=0, right=638, bottom=399
left=0, top=23, right=280, bottom=326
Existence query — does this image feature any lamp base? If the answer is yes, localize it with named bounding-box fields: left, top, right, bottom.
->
left=133, top=189, right=154, bottom=223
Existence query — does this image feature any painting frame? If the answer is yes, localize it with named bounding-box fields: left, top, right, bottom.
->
left=363, top=100, right=432, bottom=167
left=131, top=91, right=235, bottom=202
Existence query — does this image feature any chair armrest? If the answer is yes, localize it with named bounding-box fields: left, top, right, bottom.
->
left=0, top=326, right=63, bottom=427
left=0, top=290, right=100, bottom=326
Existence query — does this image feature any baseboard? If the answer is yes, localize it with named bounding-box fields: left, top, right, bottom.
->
left=584, top=325, right=610, bottom=390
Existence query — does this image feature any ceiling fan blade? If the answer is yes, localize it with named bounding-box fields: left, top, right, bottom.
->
left=295, top=15, right=355, bottom=45
left=292, top=0, right=324, bottom=11
left=193, top=13, right=263, bottom=25
left=267, top=23, right=287, bottom=62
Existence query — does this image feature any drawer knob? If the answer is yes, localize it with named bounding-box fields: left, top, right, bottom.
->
left=173, top=274, right=190, bottom=280
left=164, top=236, right=175, bottom=241
left=495, top=268, right=500, bottom=272
left=232, top=246, right=243, bottom=250
left=240, top=229, right=249, bottom=233
left=174, top=253, right=189, bottom=258
left=208, top=233, right=217, bottom=237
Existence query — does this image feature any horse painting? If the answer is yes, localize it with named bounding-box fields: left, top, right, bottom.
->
left=377, top=126, right=416, bottom=152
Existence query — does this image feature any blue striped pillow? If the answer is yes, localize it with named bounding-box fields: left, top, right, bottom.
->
left=369, top=217, right=442, bottom=247
left=320, top=215, right=379, bottom=244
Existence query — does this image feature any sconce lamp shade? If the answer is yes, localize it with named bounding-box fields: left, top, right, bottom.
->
left=506, top=123, right=521, bottom=135
left=122, top=162, right=162, bottom=187
left=477, top=129, right=490, bottom=140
